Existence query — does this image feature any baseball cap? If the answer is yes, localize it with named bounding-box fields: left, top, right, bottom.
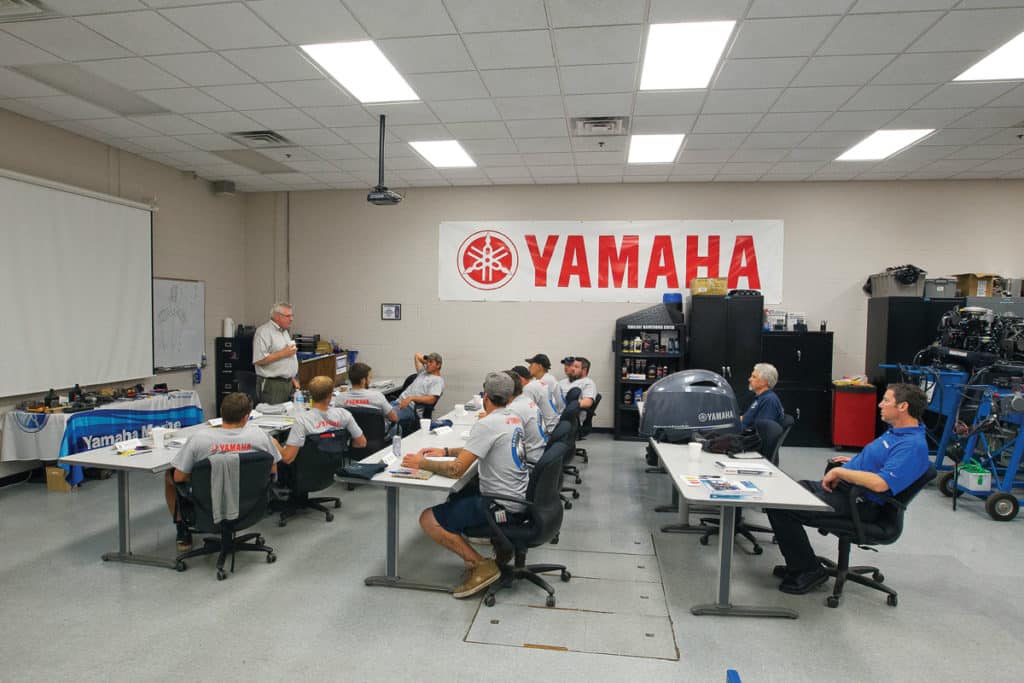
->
left=560, top=356, right=575, bottom=366
left=524, top=353, right=551, bottom=369
left=510, top=365, right=531, bottom=380
left=483, top=372, right=514, bottom=402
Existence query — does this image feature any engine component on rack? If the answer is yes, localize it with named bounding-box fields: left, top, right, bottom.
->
left=937, top=306, right=999, bottom=353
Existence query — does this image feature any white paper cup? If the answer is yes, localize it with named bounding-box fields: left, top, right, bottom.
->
left=420, top=418, right=432, bottom=433
left=152, top=427, right=168, bottom=448
left=687, top=441, right=702, bottom=460
left=454, top=403, right=465, bottom=416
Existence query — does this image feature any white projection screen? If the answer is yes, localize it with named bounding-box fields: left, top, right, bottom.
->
left=0, top=170, right=153, bottom=398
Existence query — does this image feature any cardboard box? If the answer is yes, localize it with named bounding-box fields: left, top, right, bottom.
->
left=957, top=467, right=991, bottom=494
left=953, top=273, right=1000, bottom=297
left=45, top=466, right=71, bottom=493
left=689, top=277, right=728, bottom=296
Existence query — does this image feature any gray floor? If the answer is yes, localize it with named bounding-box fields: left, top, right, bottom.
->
left=1, top=436, right=1021, bottom=682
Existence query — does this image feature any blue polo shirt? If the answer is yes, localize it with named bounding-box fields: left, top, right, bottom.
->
left=843, top=425, right=929, bottom=504
left=741, top=389, right=784, bottom=427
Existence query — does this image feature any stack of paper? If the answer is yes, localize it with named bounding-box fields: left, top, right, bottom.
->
left=714, top=460, right=774, bottom=476
left=700, top=476, right=762, bottom=498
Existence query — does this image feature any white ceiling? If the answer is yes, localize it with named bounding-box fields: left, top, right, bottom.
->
left=1, top=0, right=1024, bottom=191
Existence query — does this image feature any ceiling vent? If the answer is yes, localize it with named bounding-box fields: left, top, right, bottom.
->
left=0, top=1, right=56, bottom=23
left=226, top=130, right=293, bottom=148
left=571, top=116, right=630, bottom=137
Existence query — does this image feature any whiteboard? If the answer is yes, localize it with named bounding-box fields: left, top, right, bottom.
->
left=153, top=278, right=205, bottom=370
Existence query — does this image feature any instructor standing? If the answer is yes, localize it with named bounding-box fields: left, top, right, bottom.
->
left=253, top=302, right=300, bottom=404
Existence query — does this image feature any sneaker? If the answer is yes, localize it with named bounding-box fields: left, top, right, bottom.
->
left=778, top=567, right=829, bottom=595
left=175, top=523, right=192, bottom=553
left=453, top=559, right=500, bottom=599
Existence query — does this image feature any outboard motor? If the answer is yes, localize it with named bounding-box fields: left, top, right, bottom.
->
left=640, top=369, right=740, bottom=465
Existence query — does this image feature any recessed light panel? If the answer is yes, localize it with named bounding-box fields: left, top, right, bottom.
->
left=301, top=41, right=418, bottom=104
left=409, top=140, right=476, bottom=168
left=627, top=134, right=685, bottom=164
left=640, top=21, right=735, bottom=90
left=836, top=129, right=934, bottom=161
left=955, top=31, right=1024, bottom=81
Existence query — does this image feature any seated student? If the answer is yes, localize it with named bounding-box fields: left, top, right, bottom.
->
left=165, top=392, right=283, bottom=552
left=334, top=362, right=399, bottom=436
left=523, top=354, right=560, bottom=432
left=570, top=356, right=597, bottom=411
left=401, top=372, right=527, bottom=598
left=740, top=363, right=784, bottom=426
left=508, top=367, right=548, bottom=465
left=282, top=375, right=366, bottom=464
left=393, top=352, right=445, bottom=423
left=556, top=356, right=575, bottom=412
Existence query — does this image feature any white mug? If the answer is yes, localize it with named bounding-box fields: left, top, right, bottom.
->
left=454, top=403, right=465, bottom=416
left=152, top=427, right=168, bottom=448
left=687, top=441, right=702, bottom=460
left=420, top=418, right=432, bottom=433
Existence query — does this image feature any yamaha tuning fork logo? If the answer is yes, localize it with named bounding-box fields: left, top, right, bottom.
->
left=457, top=230, right=518, bottom=290
left=15, top=412, right=49, bottom=433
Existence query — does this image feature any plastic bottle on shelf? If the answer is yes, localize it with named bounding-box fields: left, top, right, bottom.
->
left=634, top=388, right=643, bottom=404
left=623, top=390, right=632, bottom=405
left=633, top=335, right=642, bottom=352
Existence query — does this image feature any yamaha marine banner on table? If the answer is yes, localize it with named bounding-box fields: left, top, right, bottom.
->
left=438, top=220, right=783, bottom=304
left=58, top=406, right=203, bottom=486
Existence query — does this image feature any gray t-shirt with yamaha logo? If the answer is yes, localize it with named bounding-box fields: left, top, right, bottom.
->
left=463, top=407, right=527, bottom=513
left=511, top=393, right=547, bottom=464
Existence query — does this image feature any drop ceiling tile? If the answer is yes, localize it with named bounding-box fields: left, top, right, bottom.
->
left=970, top=157, right=1024, bottom=173
left=192, top=162, right=260, bottom=176
left=387, top=156, right=430, bottom=170
left=559, top=63, right=637, bottom=95
left=786, top=146, right=846, bottom=160
left=565, top=93, right=633, bottom=118
left=484, top=166, right=533, bottom=179
left=730, top=148, right=789, bottom=163
left=799, top=131, right=866, bottom=148
left=633, top=91, right=706, bottom=116
left=80, top=116, right=159, bottom=138
left=914, top=82, right=1015, bottom=109
left=221, top=47, right=322, bottom=82
left=399, top=168, right=448, bottom=181
left=475, top=153, right=524, bottom=167
left=515, top=137, right=571, bottom=153
left=817, top=110, right=899, bottom=130
left=948, top=107, right=1024, bottom=129
left=553, top=26, right=642, bottom=66
left=504, top=118, right=569, bottom=137
left=23, top=94, right=115, bottom=119
left=548, top=0, right=644, bottom=27
left=792, top=55, right=894, bottom=87
left=977, top=129, right=1023, bottom=145
left=755, top=111, right=830, bottom=132
left=681, top=133, right=745, bottom=149
left=331, top=126, right=389, bottom=143
left=462, top=31, right=555, bottom=70
left=3, top=18, right=130, bottom=61
left=364, top=102, right=438, bottom=125
left=870, top=52, right=985, bottom=85
left=741, top=132, right=808, bottom=148
left=0, top=31, right=61, bottom=66
left=268, top=80, right=352, bottom=107
left=729, top=17, right=840, bottom=58
left=461, top=138, right=518, bottom=153
left=46, top=1, right=146, bottom=12
left=165, top=149, right=228, bottom=166
left=306, top=144, right=366, bottom=160
left=128, top=135, right=196, bottom=152
left=480, top=68, right=560, bottom=97
left=988, top=85, right=1024, bottom=108
left=818, top=12, right=941, bottom=55
left=160, top=4, right=285, bottom=50
left=630, top=115, right=696, bottom=134
left=772, top=86, right=858, bottom=113
left=130, top=113, right=209, bottom=134
left=909, top=8, right=1024, bottom=52
left=937, top=145, right=1014, bottom=160
left=240, top=107, right=320, bottom=129
left=713, top=57, right=807, bottom=89
left=139, top=87, right=230, bottom=113
left=919, top=128, right=996, bottom=146
left=445, top=121, right=510, bottom=139
left=748, top=0, right=854, bottom=17
left=885, top=108, right=971, bottom=128
left=649, top=0, right=748, bottom=22
left=571, top=137, right=627, bottom=153
left=522, top=151, right=573, bottom=164
left=79, top=11, right=206, bottom=55
left=304, top=106, right=376, bottom=127
left=703, top=89, right=782, bottom=114
left=247, top=0, right=366, bottom=44
left=444, top=0, right=547, bottom=31
left=283, top=159, right=338, bottom=173
left=842, top=84, right=934, bottom=111
left=173, top=133, right=244, bottom=150
left=529, top=165, right=576, bottom=177
left=573, top=150, right=627, bottom=164
left=768, top=161, right=827, bottom=174
left=78, top=58, right=186, bottom=90
left=693, top=113, right=763, bottom=134
left=186, top=110, right=262, bottom=132
left=260, top=147, right=321, bottom=162
left=0, top=67, right=61, bottom=97
left=344, top=0, right=455, bottom=38
left=494, top=95, right=564, bottom=119
left=429, top=98, right=501, bottom=123
left=148, top=53, right=253, bottom=87
left=717, top=162, right=773, bottom=175
left=201, top=83, right=289, bottom=109
left=852, top=1, right=958, bottom=12
left=678, top=149, right=733, bottom=163
left=409, top=71, right=488, bottom=100
left=377, top=36, right=474, bottom=74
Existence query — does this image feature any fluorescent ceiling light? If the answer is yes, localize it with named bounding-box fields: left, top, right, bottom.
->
left=640, top=21, right=735, bottom=90
left=955, top=31, right=1024, bottom=81
left=836, top=129, right=934, bottom=161
left=409, top=140, right=476, bottom=168
left=628, top=134, right=685, bottom=164
left=301, top=41, right=418, bottom=104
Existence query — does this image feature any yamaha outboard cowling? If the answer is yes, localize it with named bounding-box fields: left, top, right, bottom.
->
left=640, top=369, right=740, bottom=443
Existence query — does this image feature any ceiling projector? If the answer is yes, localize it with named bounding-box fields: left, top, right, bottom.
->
left=368, top=185, right=402, bottom=205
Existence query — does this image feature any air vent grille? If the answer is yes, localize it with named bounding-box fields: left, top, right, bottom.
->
left=227, top=130, right=293, bottom=148
left=570, top=116, right=630, bottom=137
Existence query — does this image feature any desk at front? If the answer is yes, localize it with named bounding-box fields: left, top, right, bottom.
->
left=652, top=440, right=831, bottom=618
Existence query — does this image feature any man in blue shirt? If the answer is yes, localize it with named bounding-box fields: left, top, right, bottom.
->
left=766, top=383, right=929, bottom=594
left=740, top=363, right=784, bottom=427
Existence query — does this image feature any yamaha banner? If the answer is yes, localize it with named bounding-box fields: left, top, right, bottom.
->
left=438, top=220, right=783, bottom=304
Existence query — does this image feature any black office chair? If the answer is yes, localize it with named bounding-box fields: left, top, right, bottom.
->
left=557, top=400, right=581, bottom=509
left=401, top=373, right=417, bottom=391
left=235, top=370, right=259, bottom=405
left=174, top=450, right=276, bottom=580
left=345, top=406, right=392, bottom=464
left=465, top=441, right=572, bottom=607
left=811, top=465, right=936, bottom=608
left=575, top=393, right=601, bottom=464
left=698, top=415, right=795, bottom=554
left=273, top=428, right=349, bottom=526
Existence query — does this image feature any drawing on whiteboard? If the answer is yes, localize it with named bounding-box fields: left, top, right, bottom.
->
left=153, top=278, right=204, bottom=370
left=157, top=284, right=188, bottom=354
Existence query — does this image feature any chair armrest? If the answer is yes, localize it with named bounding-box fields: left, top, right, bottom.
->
left=839, top=482, right=905, bottom=543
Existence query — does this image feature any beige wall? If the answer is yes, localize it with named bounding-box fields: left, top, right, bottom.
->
left=285, top=181, right=1024, bottom=427
left=0, top=110, right=247, bottom=471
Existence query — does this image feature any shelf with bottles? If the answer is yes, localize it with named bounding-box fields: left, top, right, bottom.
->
left=618, top=328, right=682, bottom=356
left=619, top=357, right=674, bottom=383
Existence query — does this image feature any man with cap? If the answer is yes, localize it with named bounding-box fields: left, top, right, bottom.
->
left=253, top=302, right=299, bottom=404
left=508, top=367, right=548, bottom=465
left=522, top=357, right=560, bottom=433
left=557, top=356, right=575, bottom=411
left=393, top=352, right=445, bottom=424
left=402, top=372, right=527, bottom=598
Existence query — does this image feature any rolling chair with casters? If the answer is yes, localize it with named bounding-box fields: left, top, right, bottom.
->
left=697, top=415, right=795, bottom=554
left=272, top=429, right=349, bottom=526
left=556, top=400, right=581, bottom=509
left=174, top=450, right=277, bottom=580
left=811, top=465, right=936, bottom=608
left=341, top=406, right=393, bottom=489
left=574, top=393, right=601, bottom=464
left=464, top=441, right=572, bottom=608
left=234, top=370, right=259, bottom=405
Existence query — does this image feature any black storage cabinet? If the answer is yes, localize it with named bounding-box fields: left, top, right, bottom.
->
left=864, top=296, right=964, bottom=386
left=214, top=334, right=254, bottom=416
left=687, top=293, right=763, bottom=402
left=761, top=331, right=833, bottom=447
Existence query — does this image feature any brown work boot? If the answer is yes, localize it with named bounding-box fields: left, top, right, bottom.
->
left=453, top=559, right=500, bottom=598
